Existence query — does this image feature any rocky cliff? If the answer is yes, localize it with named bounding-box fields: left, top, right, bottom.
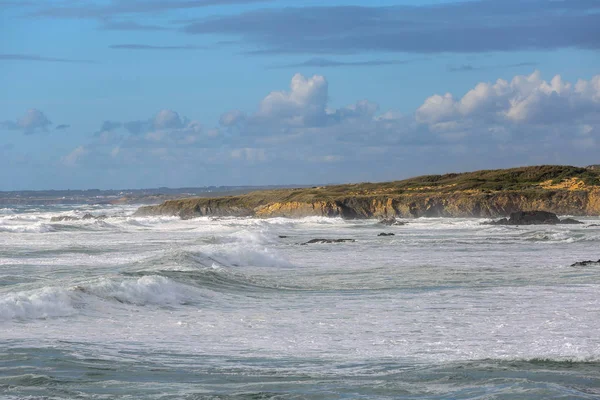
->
left=134, top=165, right=600, bottom=219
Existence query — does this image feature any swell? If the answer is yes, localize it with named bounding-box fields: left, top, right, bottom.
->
left=0, top=247, right=298, bottom=321
left=123, top=248, right=302, bottom=292
left=122, top=268, right=297, bottom=293
left=1, top=351, right=599, bottom=399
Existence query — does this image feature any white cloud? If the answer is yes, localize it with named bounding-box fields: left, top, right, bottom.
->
left=93, top=109, right=210, bottom=147
left=1, top=109, right=52, bottom=134
left=417, top=71, right=600, bottom=126
left=257, top=73, right=328, bottom=126
left=416, top=93, right=457, bottom=124
left=154, top=109, right=184, bottom=130
left=62, top=146, right=88, bottom=167
left=219, top=109, right=245, bottom=127
left=58, top=71, right=600, bottom=180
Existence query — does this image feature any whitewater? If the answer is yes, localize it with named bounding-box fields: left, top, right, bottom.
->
left=1, top=204, right=599, bottom=399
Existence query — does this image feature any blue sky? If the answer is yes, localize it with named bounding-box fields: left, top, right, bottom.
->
left=1, top=0, right=599, bottom=190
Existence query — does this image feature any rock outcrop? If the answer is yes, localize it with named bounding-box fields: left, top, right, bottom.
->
left=487, top=211, right=583, bottom=225
left=301, top=238, right=356, bottom=245
left=134, top=165, right=600, bottom=219
left=571, top=259, right=600, bottom=267
left=378, top=217, right=407, bottom=226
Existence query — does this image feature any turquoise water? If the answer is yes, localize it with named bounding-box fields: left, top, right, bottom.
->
left=1, top=205, right=599, bottom=399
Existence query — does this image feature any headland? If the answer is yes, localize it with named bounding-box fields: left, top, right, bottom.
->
left=135, top=165, right=600, bottom=219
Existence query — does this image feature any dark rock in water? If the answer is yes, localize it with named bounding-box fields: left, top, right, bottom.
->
left=559, top=218, right=584, bottom=224
left=301, top=238, right=356, bottom=245
left=571, top=259, right=600, bottom=267
left=509, top=211, right=560, bottom=225
left=488, top=211, right=584, bottom=225
left=50, top=215, right=78, bottom=222
left=489, top=211, right=561, bottom=225
left=279, top=235, right=289, bottom=239
left=378, top=217, right=406, bottom=226
left=378, top=232, right=395, bottom=237
left=587, top=224, right=600, bottom=228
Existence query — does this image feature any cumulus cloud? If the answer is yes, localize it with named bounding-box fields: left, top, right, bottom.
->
left=154, top=109, right=184, bottom=130
left=219, top=109, right=246, bottom=127
left=62, top=146, right=88, bottom=167
left=1, top=109, right=52, bottom=134
left=73, top=109, right=214, bottom=166
left=59, top=71, right=600, bottom=183
left=257, top=73, right=328, bottom=126
left=220, top=73, right=385, bottom=140
left=98, top=109, right=203, bottom=142
left=416, top=71, right=600, bottom=126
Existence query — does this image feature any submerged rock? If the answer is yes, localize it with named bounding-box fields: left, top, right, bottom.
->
left=301, top=238, right=356, bottom=245
left=487, top=211, right=582, bottom=225
left=560, top=218, right=584, bottom=224
left=378, top=232, right=395, bottom=236
left=571, top=259, right=600, bottom=267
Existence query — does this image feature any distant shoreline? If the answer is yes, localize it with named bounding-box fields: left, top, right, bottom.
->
left=0, top=185, right=313, bottom=206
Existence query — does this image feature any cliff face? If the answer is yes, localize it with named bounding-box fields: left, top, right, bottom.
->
left=135, top=189, right=600, bottom=219
left=134, top=166, right=600, bottom=219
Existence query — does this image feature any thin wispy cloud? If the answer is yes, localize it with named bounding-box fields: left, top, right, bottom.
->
left=0, top=54, right=96, bottom=64
left=181, top=1, right=600, bottom=54
left=269, top=57, right=423, bottom=69
left=109, top=44, right=206, bottom=51
left=99, top=20, right=169, bottom=31
left=447, top=62, right=539, bottom=72
left=29, top=0, right=274, bottom=19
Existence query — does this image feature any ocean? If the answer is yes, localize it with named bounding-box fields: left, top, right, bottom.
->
left=1, top=204, right=599, bottom=399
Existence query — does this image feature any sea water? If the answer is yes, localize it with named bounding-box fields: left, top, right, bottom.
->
left=1, top=204, right=599, bottom=399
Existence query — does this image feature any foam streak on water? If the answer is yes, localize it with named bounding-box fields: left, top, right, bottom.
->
left=1, top=205, right=600, bottom=399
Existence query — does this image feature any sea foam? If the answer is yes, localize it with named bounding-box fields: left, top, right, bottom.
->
left=0, top=287, right=75, bottom=320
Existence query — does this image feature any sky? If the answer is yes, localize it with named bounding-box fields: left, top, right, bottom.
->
left=1, top=0, right=599, bottom=190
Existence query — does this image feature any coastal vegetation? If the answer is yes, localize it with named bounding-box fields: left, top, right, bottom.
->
left=135, top=165, right=600, bottom=219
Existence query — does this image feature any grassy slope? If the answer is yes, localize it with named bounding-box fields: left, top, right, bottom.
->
left=139, top=165, right=600, bottom=215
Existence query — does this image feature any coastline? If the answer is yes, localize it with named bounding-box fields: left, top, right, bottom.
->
left=135, top=165, right=600, bottom=219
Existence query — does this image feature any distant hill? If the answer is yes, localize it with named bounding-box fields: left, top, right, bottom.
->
left=135, top=165, right=600, bottom=219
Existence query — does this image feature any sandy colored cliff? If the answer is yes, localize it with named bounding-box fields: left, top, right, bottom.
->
left=135, top=165, right=600, bottom=219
